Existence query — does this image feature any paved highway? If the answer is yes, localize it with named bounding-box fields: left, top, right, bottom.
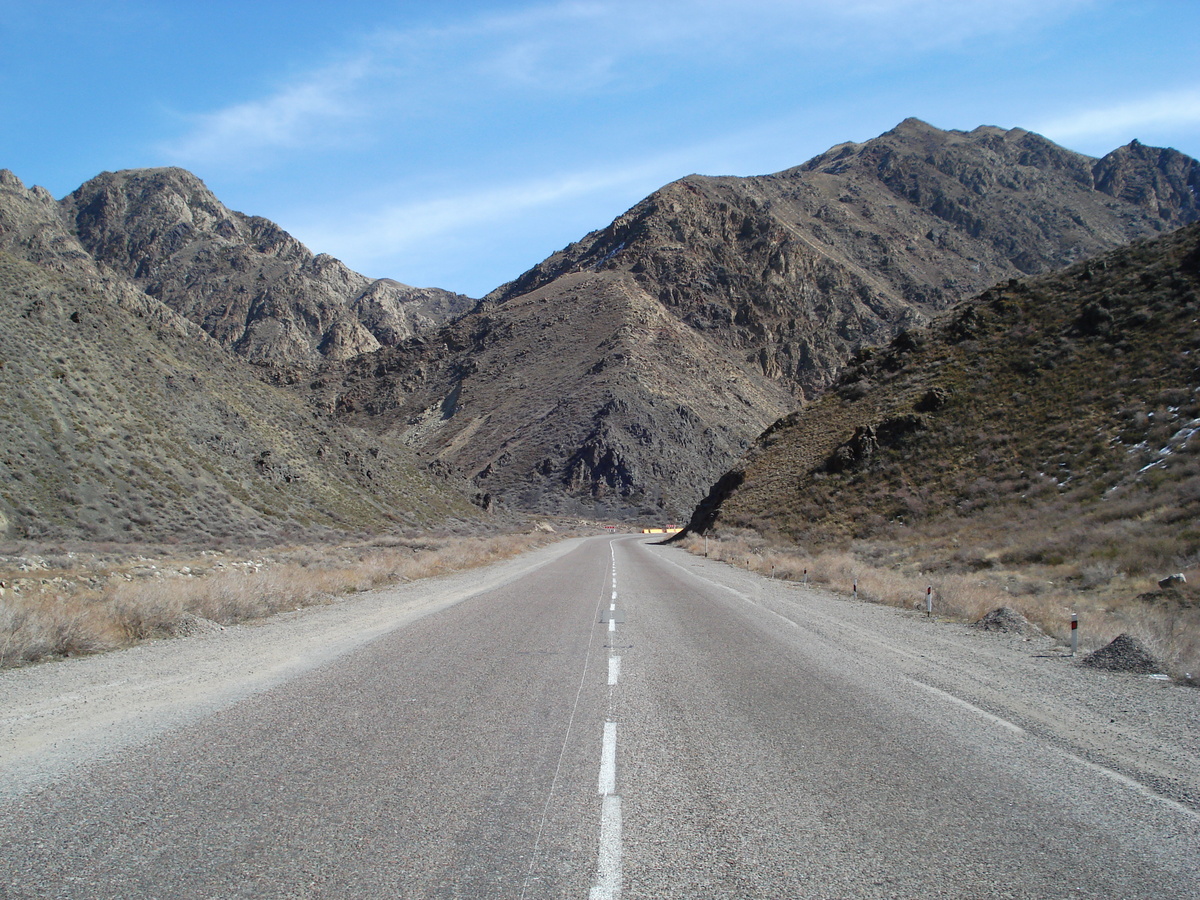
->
left=1, top=535, right=1197, bottom=898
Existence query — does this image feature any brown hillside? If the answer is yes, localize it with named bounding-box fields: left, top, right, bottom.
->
left=489, top=120, right=1198, bottom=398
left=317, top=268, right=795, bottom=518
left=0, top=172, right=479, bottom=543
left=685, top=220, right=1200, bottom=581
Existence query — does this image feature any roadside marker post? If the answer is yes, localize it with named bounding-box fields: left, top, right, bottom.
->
left=802, top=568, right=808, bottom=587
left=1070, top=613, right=1079, bottom=656
left=926, top=585, right=933, bottom=617
left=852, top=579, right=858, bottom=600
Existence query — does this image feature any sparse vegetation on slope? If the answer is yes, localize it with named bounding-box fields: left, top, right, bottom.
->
left=681, top=221, right=1200, bottom=680
left=0, top=248, right=479, bottom=542
left=0, top=168, right=487, bottom=545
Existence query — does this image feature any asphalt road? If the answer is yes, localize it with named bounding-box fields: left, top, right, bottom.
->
left=1, top=535, right=1197, bottom=898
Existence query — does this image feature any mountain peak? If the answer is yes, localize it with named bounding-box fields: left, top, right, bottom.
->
left=890, top=116, right=941, bottom=134
left=58, top=166, right=472, bottom=365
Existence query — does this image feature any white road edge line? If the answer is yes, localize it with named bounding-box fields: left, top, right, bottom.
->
left=907, top=679, right=1025, bottom=735
left=1059, top=749, right=1200, bottom=823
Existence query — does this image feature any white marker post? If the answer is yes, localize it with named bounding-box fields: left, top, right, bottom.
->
left=926, top=585, right=933, bottom=617
left=1070, top=613, right=1079, bottom=656
left=852, top=579, right=858, bottom=600
left=803, top=568, right=808, bottom=587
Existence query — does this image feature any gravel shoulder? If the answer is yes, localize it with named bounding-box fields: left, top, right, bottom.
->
left=646, top=541, right=1200, bottom=815
left=0, top=537, right=585, bottom=804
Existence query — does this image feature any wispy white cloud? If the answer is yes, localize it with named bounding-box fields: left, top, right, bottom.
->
left=160, top=56, right=372, bottom=166
left=295, top=155, right=678, bottom=263
left=160, top=0, right=1094, bottom=168
left=1034, top=87, right=1200, bottom=145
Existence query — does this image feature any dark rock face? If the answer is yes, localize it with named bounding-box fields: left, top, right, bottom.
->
left=681, top=469, right=747, bottom=536
left=59, top=168, right=473, bottom=365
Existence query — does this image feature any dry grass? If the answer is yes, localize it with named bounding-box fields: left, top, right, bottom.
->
left=0, top=529, right=567, bottom=667
left=679, top=532, right=1200, bottom=682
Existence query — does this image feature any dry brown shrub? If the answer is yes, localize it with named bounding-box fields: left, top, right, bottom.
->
left=681, top=534, right=1200, bottom=680
left=0, top=590, right=120, bottom=665
left=0, top=531, right=559, bottom=667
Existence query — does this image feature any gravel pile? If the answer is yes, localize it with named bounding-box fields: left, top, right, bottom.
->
left=164, top=615, right=226, bottom=638
left=972, top=606, right=1043, bottom=636
left=1081, top=633, right=1164, bottom=674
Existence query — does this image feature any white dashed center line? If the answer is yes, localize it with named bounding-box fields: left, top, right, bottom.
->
left=598, top=721, right=618, bottom=795
left=589, top=542, right=624, bottom=899
left=590, top=795, right=622, bottom=900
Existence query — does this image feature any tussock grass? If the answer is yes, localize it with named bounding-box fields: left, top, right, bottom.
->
left=679, top=532, right=1200, bottom=682
left=0, top=530, right=562, bottom=667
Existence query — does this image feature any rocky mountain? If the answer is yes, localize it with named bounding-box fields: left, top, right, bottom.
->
left=0, top=171, right=479, bottom=543
left=317, top=268, right=797, bottom=519
left=680, top=219, right=1200, bottom=581
left=59, top=168, right=474, bottom=366
left=5, top=119, right=1198, bottom=529
left=319, top=120, right=1200, bottom=518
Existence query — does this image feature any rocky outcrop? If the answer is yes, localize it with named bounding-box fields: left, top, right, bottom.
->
left=0, top=169, right=98, bottom=275
left=59, top=168, right=473, bottom=365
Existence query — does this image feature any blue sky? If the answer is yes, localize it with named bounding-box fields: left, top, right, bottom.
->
left=3, top=1, right=1199, bottom=297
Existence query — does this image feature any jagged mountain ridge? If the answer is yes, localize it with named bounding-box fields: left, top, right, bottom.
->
left=5, top=119, right=1198, bottom=525
left=0, top=171, right=479, bottom=542
left=59, top=168, right=474, bottom=366
left=321, top=120, right=1200, bottom=517
left=489, top=120, right=1199, bottom=397
left=680, top=219, right=1200, bottom=575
